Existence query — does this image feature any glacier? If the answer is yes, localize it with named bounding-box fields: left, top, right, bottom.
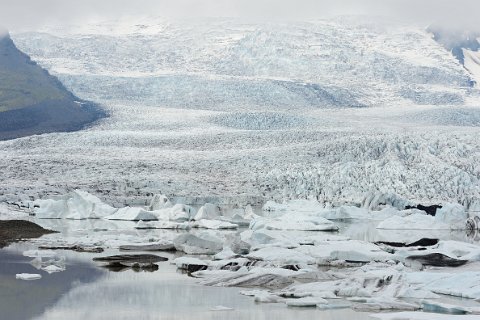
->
left=0, top=16, right=479, bottom=211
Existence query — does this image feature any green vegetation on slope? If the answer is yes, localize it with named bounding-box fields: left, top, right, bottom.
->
left=0, top=31, right=106, bottom=140
left=0, top=33, right=69, bottom=112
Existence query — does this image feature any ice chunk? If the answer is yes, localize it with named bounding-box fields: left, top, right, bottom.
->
left=33, top=190, right=117, bottom=219
left=23, top=250, right=57, bottom=258
left=377, top=213, right=448, bottom=230
left=194, top=203, right=221, bottom=221
left=149, top=194, right=173, bottom=211
left=173, top=232, right=223, bottom=255
left=174, top=257, right=208, bottom=272
left=251, top=213, right=338, bottom=231
left=209, top=305, right=233, bottom=311
left=247, top=247, right=315, bottom=265
left=213, top=247, right=237, bottom=260
left=42, top=265, right=65, bottom=273
left=194, top=219, right=238, bottom=230
left=154, top=204, right=195, bottom=222
left=105, top=207, right=158, bottom=221
left=435, top=203, right=468, bottom=230
left=16, top=273, right=42, bottom=280
left=285, top=297, right=328, bottom=307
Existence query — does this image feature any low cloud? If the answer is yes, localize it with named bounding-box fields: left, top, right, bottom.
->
left=1, top=0, right=479, bottom=32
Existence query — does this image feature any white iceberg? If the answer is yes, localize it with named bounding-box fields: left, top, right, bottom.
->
left=377, top=203, right=469, bottom=230
left=247, top=247, right=316, bottom=265
left=194, top=203, right=222, bottom=221
left=251, top=212, right=338, bottom=231
left=105, top=207, right=158, bottom=221
left=33, top=190, right=117, bottom=219
left=149, top=194, right=173, bottom=211
left=173, top=232, right=224, bottom=255
left=16, top=273, right=42, bottom=280
left=194, top=219, right=238, bottom=230
left=154, top=204, right=195, bottom=222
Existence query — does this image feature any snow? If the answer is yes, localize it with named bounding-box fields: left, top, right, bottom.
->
left=464, top=49, right=480, bottom=87
left=16, top=273, right=42, bottom=280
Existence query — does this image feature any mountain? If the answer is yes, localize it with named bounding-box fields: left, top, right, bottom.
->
left=428, top=25, right=480, bottom=86
left=0, top=30, right=106, bottom=140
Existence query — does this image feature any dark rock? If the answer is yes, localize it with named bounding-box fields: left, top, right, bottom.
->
left=119, top=243, right=176, bottom=252
left=186, top=264, right=208, bottom=273
left=405, top=205, right=442, bottom=216
left=0, top=220, right=56, bottom=248
left=102, top=262, right=159, bottom=272
left=39, top=245, right=104, bottom=253
left=93, top=254, right=168, bottom=264
left=406, top=253, right=468, bottom=267
left=376, top=238, right=439, bottom=248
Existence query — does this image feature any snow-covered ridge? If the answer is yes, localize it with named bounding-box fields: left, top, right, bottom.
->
left=11, top=17, right=476, bottom=108
left=1, top=16, right=480, bottom=206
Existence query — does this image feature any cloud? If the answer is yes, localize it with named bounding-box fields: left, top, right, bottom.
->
left=1, top=0, right=479, bottom=31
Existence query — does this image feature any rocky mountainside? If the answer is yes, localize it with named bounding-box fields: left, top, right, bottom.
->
left=0, top=31, right=106, bottom=140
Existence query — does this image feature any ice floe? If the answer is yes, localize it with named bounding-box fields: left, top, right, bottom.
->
left=16, top=273, right=42, bottom=280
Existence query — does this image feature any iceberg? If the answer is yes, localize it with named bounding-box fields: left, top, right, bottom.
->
left=33, top=190, right=117, bottom=219
left=16, top=273, right=42, bottom=280
left=105, top=207, right=158, bottom=221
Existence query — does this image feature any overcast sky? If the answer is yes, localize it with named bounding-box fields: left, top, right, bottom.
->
left=1, top=0, right=479, bottom=31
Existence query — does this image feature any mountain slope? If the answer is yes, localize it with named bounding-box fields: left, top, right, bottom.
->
left=0, top=31, right=106, bottom=140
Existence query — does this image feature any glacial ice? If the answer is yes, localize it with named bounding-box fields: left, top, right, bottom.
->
left=105, top=207, right=157, bottom=221
left=173, top=232, right=224, bottom=255
left=15, top=273, right=42, bottom=281
left=33, top=190, right=117, bottom=219
left=377, top=203, right=469, bottom=230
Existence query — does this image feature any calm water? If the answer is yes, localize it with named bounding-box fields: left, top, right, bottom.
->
left=0, top=243, right=374, bottom=320
left=1, top=217, right=477, bottom=320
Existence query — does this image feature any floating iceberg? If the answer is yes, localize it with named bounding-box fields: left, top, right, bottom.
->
left=32, top=190, right=117, bottom=219
left=377, top=203, right=468, bottom=230
left=16, top=273, right=42, bottom=280
left=105, top=207, right=158, bottom=221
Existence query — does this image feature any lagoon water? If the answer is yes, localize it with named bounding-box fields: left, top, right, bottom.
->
left=1, top=217, right=478, bottom=320
left=1, top=244, right=373, bottom=320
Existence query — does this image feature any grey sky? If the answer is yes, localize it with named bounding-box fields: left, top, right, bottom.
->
left=1, top=0, right=479, bottom=31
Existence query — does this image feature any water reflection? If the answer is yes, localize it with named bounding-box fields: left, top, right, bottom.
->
left=33, top=261, right=373, bottom=320
left=0, top=249, right=104, bottom=320
left=336, top=219, right=479, bottom=244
